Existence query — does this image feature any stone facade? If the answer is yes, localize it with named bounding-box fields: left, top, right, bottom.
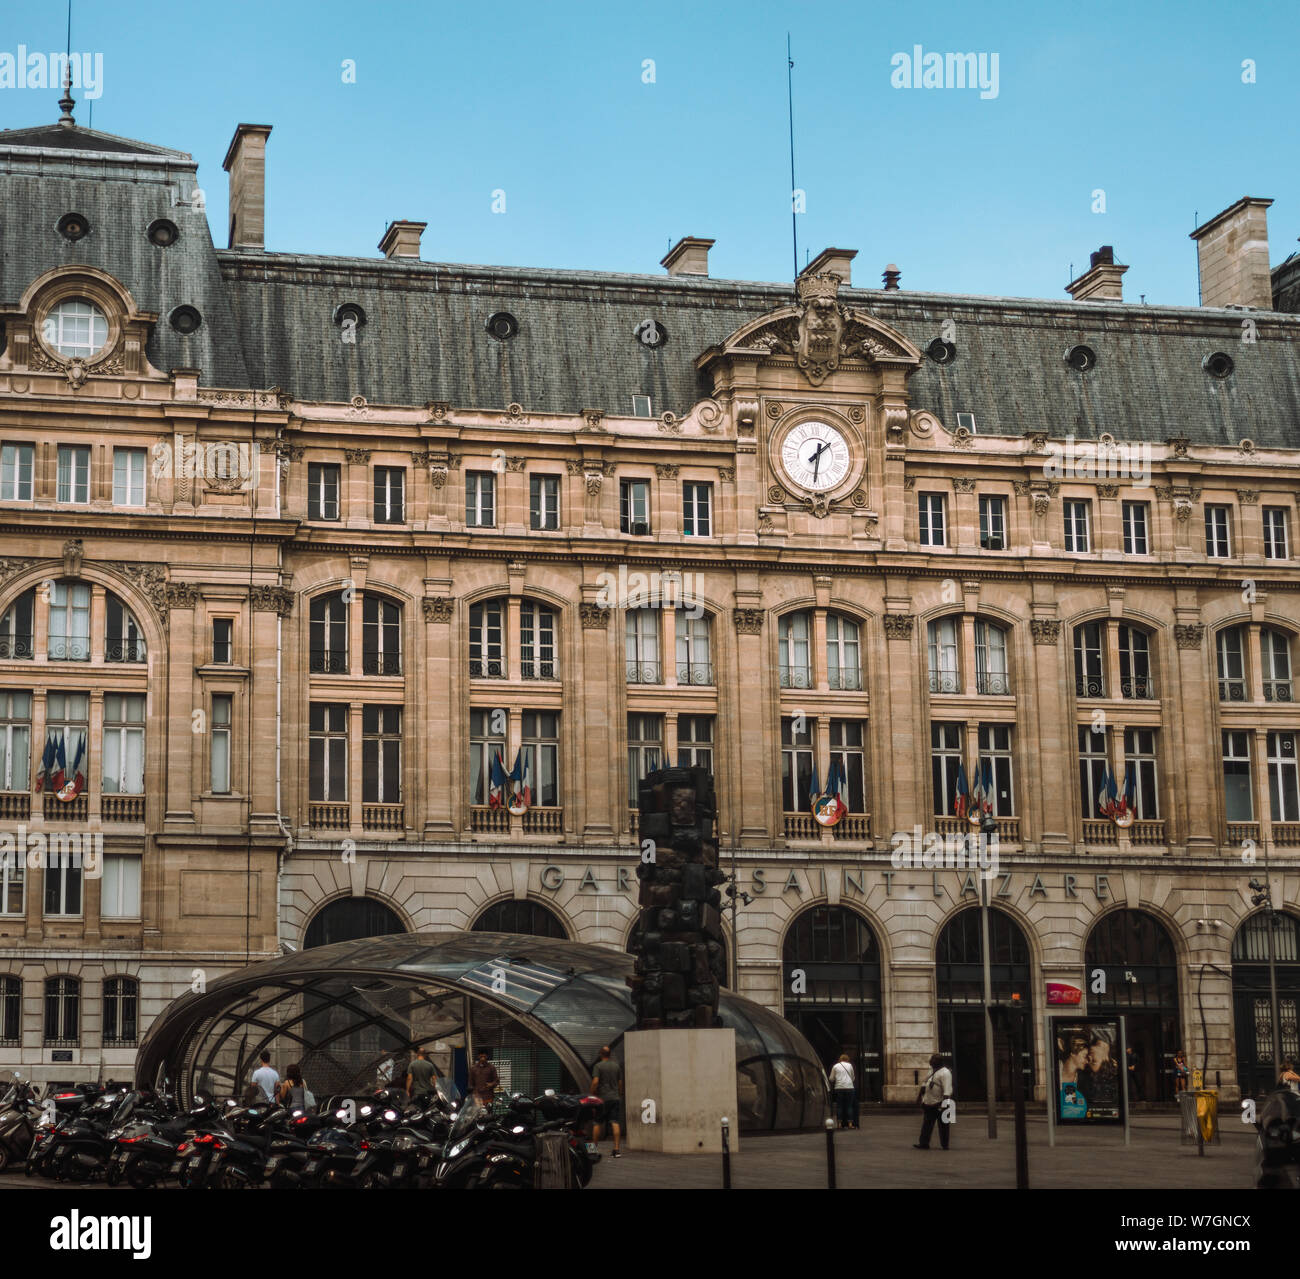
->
left=0, top=109, right=1298, bottom=1099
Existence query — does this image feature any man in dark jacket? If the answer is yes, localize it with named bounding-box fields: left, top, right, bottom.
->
left=468, top=1050, right=499, bottom=1106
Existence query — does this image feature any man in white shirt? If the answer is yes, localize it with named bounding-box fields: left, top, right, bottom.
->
left=914, top=1052, right=953, bottom=1150
left=829, top=1054, right=858, bottom=1129
left=251, top=1051, right=279, bottom=1103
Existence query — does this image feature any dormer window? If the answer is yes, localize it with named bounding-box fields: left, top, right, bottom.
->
left=43, top=298, right=108, bottom=359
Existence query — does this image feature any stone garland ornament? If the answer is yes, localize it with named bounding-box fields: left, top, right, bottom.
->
left=1097, top=484, right=1120, bottom=499
left=767, top=484, right=788, bottom=505
left=655, top=464, right=679, bottom=479
left=165, top=582, right=200, bottom=610
left=718, top=467, right=735, bottom=482
left=629, top=767, right=727, bottom=1030
left=953, top=477, right=976, bottom=494
left=1237, top=489, right=1260, bottom=505
left=422, top=596, right=454, bottom=623
left=732, top=609, right=765, bottom=634
left=1175, top=623, right=1205, bottom=649
left=579, top=603, right=609, bottom=629
left=1030, top=619, right=1061, bottom=645
left=882, top=614, right=914, bottom=639
left=249, top=585, right=294, bottom=617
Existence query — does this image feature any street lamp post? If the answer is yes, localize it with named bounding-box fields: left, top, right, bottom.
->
left=979, top=812, right=998, bottom=1139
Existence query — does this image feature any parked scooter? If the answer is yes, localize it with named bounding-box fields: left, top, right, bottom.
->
left=0, top=1073, right=43, bottom=1172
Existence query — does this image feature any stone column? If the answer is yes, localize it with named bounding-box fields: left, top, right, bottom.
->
left=1173, top=616, right=1215, bottom=851
left=343, top=448, right=371, bottom=529
left=421, top=591, right=455, bottom=835
left=348, top=702, right=364, bottom=835
left=348, top=558, right=367, bottom=677
left=882, top=611, right=921, bottom=826
left=87, top=690, right=104, bottom=824
left=248, top=590, right=288, bottom=829
left=578, top=590, right=615, bottom=837
left=1252, top=728, right=1273, bottom=841
left=163, top=596, right=197, bottom=827
left=661, top=605, right=677, bottom=688
left=732, top=600, right=771, bottom=843
left=1029, top=616, right=1071, bottom=850
left=654, top=463, right=680, bottom=541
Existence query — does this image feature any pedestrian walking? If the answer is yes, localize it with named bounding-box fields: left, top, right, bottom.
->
left=467, top=1049, right=499, bottom=1108
left=406, top=1045, right=436, bottom=1104
left=591, top=1045, right=624, bottom=1157
left=251, top=1050, right=279, bottom=1103
left=914, top=1053, right=953, bottom=1150
left=829, top=1054, right=858, bottom=1129
left=1173, top=1051, right=1190, bottom=1093
left=278, top=1062, right=309, bottom=1110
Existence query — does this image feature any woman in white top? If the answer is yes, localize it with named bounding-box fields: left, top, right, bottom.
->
left=830, top=1054, right=858, bottom=1129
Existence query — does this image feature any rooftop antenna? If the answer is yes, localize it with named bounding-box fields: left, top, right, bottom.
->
left=787, top=33, right=798, bottom=282
left=57, top=0, right=75, bottom=125
left=1194, top=210, right=1201, bottom=304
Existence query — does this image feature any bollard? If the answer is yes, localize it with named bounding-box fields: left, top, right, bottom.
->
left=824, top=1116, right=836, bottom=1189
left=721, top=1116, right=731, bottom=1189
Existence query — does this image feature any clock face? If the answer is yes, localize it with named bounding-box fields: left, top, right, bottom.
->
left=781, top=421, right=851, bottom=492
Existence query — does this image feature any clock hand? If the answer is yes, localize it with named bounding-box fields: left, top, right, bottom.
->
left=808, top=441, right=829, bottom=482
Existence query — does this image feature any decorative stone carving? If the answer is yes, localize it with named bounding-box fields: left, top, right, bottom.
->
left=1013, top=479, right=1032, bottom=496
left=952, top=426, right=974, bottom=449
left=849, top=489, right=868, bottom=508
left=585, top=471, right=604, bottom=497
left=953, top=477, right=976, bottom=494
left=696, top=399, right=724, bottom=432
left=792, top=271, right=845, bottom=385
left=1028, top=432, right=1048, bottom=453
left=500, top=402, right=528, bottom=424
left=733, top=608, right=765, bottom=634
left=581, top=409, right=606, bottom=432
left=802, top=494, right=831, bottom=518
left=101, top=563, right=169, bottom=623
left=884, top=406, right=908, bottom=444
left=272, top=442, right=305, bottom=463
left=1173, top=499, right=1194, bottom=523
left=655, top=464, right=679, bottom=479
left=1175, top=623, right=1205, bottom=649
left=882, top=614, right=914, bottom=639
left=910, top=410, right=938, bottom=438
left=579, top=602, right=609, bottom=629
left=767, top=484, right=788, bottom=504
left=1237, top=489, right=1260, bottom=505
left=658, top=412, right=681, bottom=434
left=718, top=467, right=735, bottom=482
left=166, top=582, right=200, bottom=609
left=903, top=477, right=916, bottom=492
left=344, top=448, right=372, bottom=464
left=199, top=388, right=287, bottom=409
left=1166, top=437, right=1190, bottom=460
left=348, top=395, right=368, bottom=415
left=1238, top=438, right=1256, bottom=456
left=766, top=402, right=783, bottom=419
left=1030, top=619, right=1061, bottom=645
left=62, top=539, right=84, bottom=577
left=757, top=510, right=776, bottom=535
left=429, top=464, right=449, bottom=490
left=427, top=401, right=450, bottom=422
left=1033, top=492, right=1051, bottom=517
left=250, top=585, right=294, bottom=616
left=0, top=557, right=36, bottom=583
left=505, top=457, right=526, bottom=473
left=848, top=406, right=866, bottom=425
left=1097, top=484, right=1120, bottom=498
left=422, top=596, right=454, bottom=623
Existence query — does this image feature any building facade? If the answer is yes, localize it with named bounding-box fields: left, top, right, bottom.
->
left=1, top=105, right=1299, bottom=1101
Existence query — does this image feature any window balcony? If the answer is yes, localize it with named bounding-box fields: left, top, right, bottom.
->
left=469, top=659, right=506, bottom=679
left=105, top=642, right=146, bottom=663
left=1127, top=819, right=1166, bottom=846
left=0, top=634, right=33, bottom=659
left=626, top=661, right=662, bottom=685
left=43, top=792, right=87, bottom=821
left=1273, top=822, right=1300, bottom=847
left=976, top=672, right=1011, bottom=695
left=309, top=652, right=348, bottom=675
left=928, top=671, right=961, bottom=695
left=1226, top=821, right=1260, bottom=845
left=783, top=812, right=819, bottom=840
left=361, top=653, right=402, bottom=676
left=780, top=666, right=813, bottom=690
left=103, top=795, right=144, bottom=823
left=470, top=806, right=510, bottom=834
left=523, top=807, right=563, bottom=834
left=828, top=666, right=863, bottom=691
left=676, top=662, right=714, bottom=686
left=933, top=814, right=1020, bottom=842
left=1075, top=676, right=1105, bottom=698
left=1264, top=680, right=1294, bottom=703
left=831, top=814, right=871, bottom=841
left=521, top=659, right=558, bottom=680
left=0, top=792, right=29, bottom=820
left=1219, top=679, right=1247, bottom=702
left=1121, top=677, right=1155, bottom=699
left=362, top=803, right=404, bottom=832
left=308, top=802, right=350, bottom=830
left=48, top=638, right=90, bottom=661
left=1082, top=818, right=1117, bottom=845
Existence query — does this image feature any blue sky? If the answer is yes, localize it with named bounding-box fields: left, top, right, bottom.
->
left=5, top=0, right=1298, bottom=305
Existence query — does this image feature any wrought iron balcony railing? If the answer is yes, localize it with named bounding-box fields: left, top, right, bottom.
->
left=929, top=671, right=961, bottom=695
left=47, top=638, right=90, bottom=661
left=521, top=659, right=558, bottom=680
left=626, top=661, right=662, bottom=685
left=1219, top=679, right=1247, bottom=702
left=1075, top=675, right=1105, bottom=698
left=309, top=651, right=349, bottom=674
left=976, top=672, right=1011, bottom=695
left=828, top=666, right=863, bottom=691
left=1120, top=676, right=1154, bottom=699
left=676, top=662, right=714, bottom=686
left=361, top=652, right=402, bottom=676
left=0, top=634, right=33, bottom=659
left=469, top=659, right=506, bottom=679
left=1264, top=680, right=1294, bottom=703
left=780, top=666, right=813, bottom=690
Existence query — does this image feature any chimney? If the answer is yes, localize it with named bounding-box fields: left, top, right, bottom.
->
left=1066, top=245, right=1128, bottom=301
left=378, top=220, right=427, bottom=260
left=661, top=236, right=715, bottom=277
left=1190, top=197, right=1274, bottom=309
left=882, top=263, right=901, bottom=290
left=801, top=247, right=857, bottom=288
left=222, top=124, right=272, bottom=251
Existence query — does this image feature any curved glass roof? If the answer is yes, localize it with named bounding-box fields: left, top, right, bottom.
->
left=135, top=931, right=829, bottom=1132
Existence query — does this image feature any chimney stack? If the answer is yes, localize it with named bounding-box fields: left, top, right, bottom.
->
left=1066, top=245, right=1128, bottom=301
left=222, top=124, right=272, bottom=251
left=801, top=247, right=857, bottom=287
left=661, top=236, right=715, bottom=277
left=1190, top=197, right=1274, bottom=309
left=378, top=220, right=427, bottom=260
left=882, top=263, right=901, bottom=290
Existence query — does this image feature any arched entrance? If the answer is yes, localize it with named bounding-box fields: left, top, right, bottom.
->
left=781, top=906, right=884, bottom=1102
left=303, top=897, right=405, bottom=949
left=1232, top=911, right=1300, bottom=1097
left=935, top=908, right=1035, bottom=1102
left=472, top=899, right=568, bottom=938
left=1084, top=909, right=1181, bottom=1102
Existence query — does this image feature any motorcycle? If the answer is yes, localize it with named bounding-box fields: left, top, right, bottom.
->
left=106, top=1090, right=188, bottom=1189
left=34, top=1082, right=131, bottom=1183
left=0, top=1073, right=43, bottom=1173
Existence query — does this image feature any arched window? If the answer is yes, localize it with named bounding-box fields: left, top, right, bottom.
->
left=105, top=592, right=146, bottom=663
left=103, top=976, right=138, bottom=1047
left=1118, top=624, right=1153, bottom=699
left=0, top=588, right=34, bottom=659
left=676, top=610, right=712, bottom=685
left=1262, top=629, right=1293, bottom=702
left=362, top=594, right=401, bottom=675
left=469, top=599, right=505, bottom=678
left=625, top=608, right=661, bottom=684
left=303, top=896, right=406, bottom=949
left=779, top=612, right=812, bottom=688
left=473, top=899, right=568, bottom=939
left=1217, top=627, right=1246, bottom=702
left=1074, top=622, right=1105, bottom=697
left=0, top=974, right=19, bottom=1045
left=45, top=298, right=108, bottom=358
left=975, top=620, right=1010, bottom=695
left=827, top=615, right=862, bottom=690
left=48, top=580, right=90, bottom=661
left=521, top=601, right=558, bottom=680
left=1232, top=912, right=1300, bottom=1097
left=927, top=618, right=960, bottom=693
left=309, top=592, right=348, bottom=673
left=43, top=976, right=79, bottom=1047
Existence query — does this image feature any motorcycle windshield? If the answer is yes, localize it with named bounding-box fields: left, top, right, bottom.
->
left=434, top=1075, right=462, bottom=1106
left=111, top=1093, right=138, bottom=1126
left=446, top=1098, right=483, bottom=1145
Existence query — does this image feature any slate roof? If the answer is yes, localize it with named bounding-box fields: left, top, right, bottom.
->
left=5, top=121, right=1300, bottom=448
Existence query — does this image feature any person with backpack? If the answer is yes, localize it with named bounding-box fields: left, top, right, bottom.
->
left=829, top=1054, right=858, bottom=1129
left=914, top=1052, right=953, bottom=1150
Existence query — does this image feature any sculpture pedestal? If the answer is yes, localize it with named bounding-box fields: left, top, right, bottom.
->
left=624, top=1027, right=738, bottom=1153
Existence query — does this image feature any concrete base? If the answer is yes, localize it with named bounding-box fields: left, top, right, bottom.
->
left=624, top=1027, right=739, bottom=1153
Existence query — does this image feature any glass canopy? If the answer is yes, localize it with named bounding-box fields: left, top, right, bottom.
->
left=135, top=931, right=829, bottom=1131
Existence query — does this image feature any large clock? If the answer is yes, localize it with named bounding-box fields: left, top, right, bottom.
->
left=780, top=420, right=851, bottom=492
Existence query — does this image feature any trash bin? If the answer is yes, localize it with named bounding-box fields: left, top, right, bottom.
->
left=1178, top=1089, right=1219, bottom=1145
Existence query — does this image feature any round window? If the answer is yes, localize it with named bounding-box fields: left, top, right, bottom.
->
left=42, top=298, right=108, bottom=359
left=1065, top=343, right=1097, bottom=372
left=927, top=337, right=956, bottom=365
left=147, top=218, right=180, bottom=247
left=57, top=212, right=90, bottom=241
left=1203, top=351, right=1234, bottom=379
left=170, top=305, right=202, bottom=335
left=485, top=311, right=519, bottom=341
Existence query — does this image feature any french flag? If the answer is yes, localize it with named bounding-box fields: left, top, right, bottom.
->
left=508, top=749, right=531, bottom=811
left=34, top=734, right=56, bottom=792
left=58, top=734, right=86, bottom=802
left=487, top=752, right=508, bottom=809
